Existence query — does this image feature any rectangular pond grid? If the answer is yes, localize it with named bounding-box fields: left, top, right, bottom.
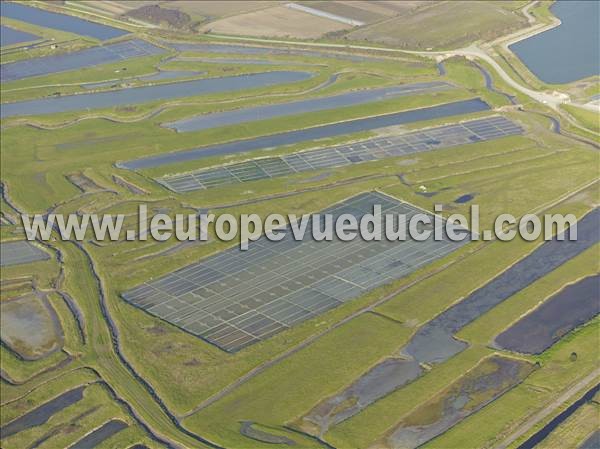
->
left=122, top=192, right=470, bottom=352
left=159, top=115, right=523, bottom=193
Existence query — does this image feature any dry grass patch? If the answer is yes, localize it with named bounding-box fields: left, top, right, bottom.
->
left=346, top=1, right=528, bottom=50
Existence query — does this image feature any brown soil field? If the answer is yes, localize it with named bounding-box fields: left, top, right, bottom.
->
left=302, top=1, right=426, bottom=24
left=200, top=5, right=352, bottom=39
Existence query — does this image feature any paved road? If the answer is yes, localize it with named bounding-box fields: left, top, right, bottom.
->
left=209, top=4, right=599, bottom=116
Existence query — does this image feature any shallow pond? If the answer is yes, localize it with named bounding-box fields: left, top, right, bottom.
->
left=0, top=293, right=63, bottom=360
left=0, top=71, right=313, bottom=118
left=1, top=2, right=128, bottom=41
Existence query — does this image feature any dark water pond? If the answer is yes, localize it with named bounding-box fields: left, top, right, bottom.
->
left=454, top=194, right=474, bottom=204
left=509, top=1, right=600, bottom=83
left=120, top=98, right=490, bottom=170
left=494, top=274, right=599, bottom=354
left=402, top=208, right=600, bottom=365
left=0, top=386, right=85, bottom=438
left=70, top=419, right=128, bottom=449
left=0, top=2, right=128, bottom=41
left=0, top=25, right=40, bottom=47
left=0, top=71, right=313, bottom=118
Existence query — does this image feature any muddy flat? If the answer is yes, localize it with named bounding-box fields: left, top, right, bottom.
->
left=300, top=358, right=422, bottom=436
left=382, top=356, right=535, bottom=449
left=0, top=293, right=63, bottom=360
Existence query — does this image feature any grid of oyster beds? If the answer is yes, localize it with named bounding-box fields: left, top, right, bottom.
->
left=0, top=39, right=164, bottom=82
left=122, top=192, right=469, bottom=352
left=0, top=241, right=50, bottom=267
left=160, top=116, right=523, bottom=193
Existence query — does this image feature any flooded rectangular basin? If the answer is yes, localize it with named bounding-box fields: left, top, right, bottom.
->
left=70, top=419, right=128, bottom=449
left=0, top=386, right=86, bottom=438
left=165, top=81, right=454, bottom=132
left=0, top=25, right=40, bottom=47
left=382, top=356, right=535, bottom=449
left=1, top=39, right=165, bottom=82
left=494, top=274, right=600, bottom=354
left=120, top=98, right=491, bottom=170
left=0, top=71, right=313, bottom=117
left=0, top=2, right=128, bottom=41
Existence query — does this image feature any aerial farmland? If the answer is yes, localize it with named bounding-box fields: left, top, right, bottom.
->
left=0, top=1, right=598, bottom=449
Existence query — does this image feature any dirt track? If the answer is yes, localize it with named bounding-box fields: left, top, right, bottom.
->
left=494, top=368, right=600, bottom=449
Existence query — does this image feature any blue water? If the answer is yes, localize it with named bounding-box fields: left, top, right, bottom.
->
left=454, top=194, right=474, bottom=204
left=119, top=98, right=491, bottom=170
left=509, top=1, right=600, bottom=84
left=1, top=39, right=164, bottom=82
left=0, top=2, right=128, bottom=41
left=166, top=81, right=453, bottom=132
left=0, top=24, right=40, bottom=46
left=0, top=71, right=313, bottom=118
